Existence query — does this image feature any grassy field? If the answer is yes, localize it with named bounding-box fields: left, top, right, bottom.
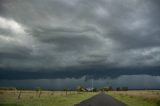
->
left=107, top=90, right=160, bottom=106
left=1, top=90, right=160, bottom=106
left=0, top=90, right=97, bottom=106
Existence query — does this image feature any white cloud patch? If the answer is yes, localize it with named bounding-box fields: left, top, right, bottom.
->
left=0, top=17, right=27, bottom=34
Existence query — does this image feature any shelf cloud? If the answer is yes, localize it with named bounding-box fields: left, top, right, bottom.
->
left=0, top=0, right=160, bottom=76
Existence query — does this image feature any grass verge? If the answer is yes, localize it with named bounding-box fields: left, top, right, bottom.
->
left=107, top=91, right=160, bottom=106
left=0, top=91, right=96, bottom=106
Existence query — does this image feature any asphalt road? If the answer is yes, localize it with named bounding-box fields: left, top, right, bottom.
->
left=74, top=92, right=127, bottom=106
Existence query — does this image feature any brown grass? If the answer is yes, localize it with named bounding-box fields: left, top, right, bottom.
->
left=0, top=90, right=78, bottom=100
left=110, top=90, right=160, bottom=99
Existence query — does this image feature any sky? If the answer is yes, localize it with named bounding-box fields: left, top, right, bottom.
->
left=0, top=0, right=160, bottom=89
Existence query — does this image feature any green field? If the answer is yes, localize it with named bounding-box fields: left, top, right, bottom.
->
left=107, top=90, right=160, bottom=106
left=1, top=90, right=160, bottom=106
left=0, top=90, right=97, bottom=106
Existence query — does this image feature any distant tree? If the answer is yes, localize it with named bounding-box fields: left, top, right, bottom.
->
left=93, top=88, right=98, bottom=92
left=116, top=87, right=121, bottom=91
left=108, top=86, right=113, bottom=91
left=122, top=87, right=128, bottom=91
left=100, top=86, right=113, bottom=92
left=99, top=88, right=103, bottom=92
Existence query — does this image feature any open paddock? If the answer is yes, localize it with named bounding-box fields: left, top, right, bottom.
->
left=107, top=90, right=160, bottom=106
left=0, top=90, right=97, bottom=106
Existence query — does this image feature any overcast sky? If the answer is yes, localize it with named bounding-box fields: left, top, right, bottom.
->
left=0, top=0, right=160, bottom=79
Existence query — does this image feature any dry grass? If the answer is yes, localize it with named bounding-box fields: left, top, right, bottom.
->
left=0, top=90, right=96, bottom=106
left=0, top=90, right=80, bottom=102
left=111, top=90, right=160, bottom=99
left=108, top=90, right=160, bottom=106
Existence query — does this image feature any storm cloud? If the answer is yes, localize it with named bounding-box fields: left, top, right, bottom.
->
left=0, top=0, right=160, bottom=77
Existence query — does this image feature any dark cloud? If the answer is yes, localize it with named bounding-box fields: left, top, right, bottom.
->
left=0, top=0, right=160, bottom=76
left=1, top=75, right=160, bottom=90
left=0, top=66, right=160, bottom=80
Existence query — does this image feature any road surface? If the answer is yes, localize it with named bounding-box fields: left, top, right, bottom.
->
left=74, top=92, right=127, bottom=106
